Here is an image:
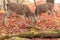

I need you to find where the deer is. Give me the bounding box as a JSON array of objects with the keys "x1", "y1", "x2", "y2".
[
  {"x1": 4, "y1": 2, "x2": 34, "y2": 27},
  {"x1": 35, "y1": 3, "x2": 57, "y2": 28}
]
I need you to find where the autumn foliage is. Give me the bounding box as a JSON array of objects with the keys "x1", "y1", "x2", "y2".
[{"x1": 0, "y1": 3, "x2": 60, "y2": 36}]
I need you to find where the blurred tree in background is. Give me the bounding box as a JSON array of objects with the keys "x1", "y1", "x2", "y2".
[
  {"x1": 0, "y1": 0, "x2": 55, "y2": 10},
  {"x1": 3, "y1": 0, "x2": 6, "y2": 10},
  {"x1": 19, "y1": 0, "x2": 32, "y2": 5},
  {"x1": 47, "y1": 0, "x2": 54, "y2": 7},
  {"x1": 47, "y1": 0, "x2": 54, "y2": 4}
]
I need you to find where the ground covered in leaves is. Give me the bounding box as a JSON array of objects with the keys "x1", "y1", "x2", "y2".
[
  {"x1": 0, "y1": 10, "x2": 60, "y2": 40},
  {"x1": 0, "y1": 3, "x2": 60, "y2": 40}
]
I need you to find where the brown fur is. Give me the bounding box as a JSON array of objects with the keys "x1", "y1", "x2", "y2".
[
  {"x1": 6, "y1": 2, "x2": 34, "y2": 17},
  {"x1": 35, "y1": 3, "x2": 54, "y2": 16}
]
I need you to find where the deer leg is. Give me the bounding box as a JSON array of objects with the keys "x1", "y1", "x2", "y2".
[
  {"x1": 23, "y1": 13, "x2": 27, "y2": 27},
  {"x1": 4, "y1": 10, "x2": 12, "y2": 26}
]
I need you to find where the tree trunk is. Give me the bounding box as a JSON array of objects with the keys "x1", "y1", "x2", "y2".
[
  {"x1": 3, "y1": 0, "x2": 6, "y2": 10},
  {"x1": 47, "y1": 0, "x2": 54, "y2": 4},
  {"x1": 46, "y1": 0, "x2": 54, "y2": 8},
  {"x1": 7, "y1": 0, "x2": 10, "y2": 3},
  {"x1": 16, "y1": 0, "x2": 19, "y2": 3}
]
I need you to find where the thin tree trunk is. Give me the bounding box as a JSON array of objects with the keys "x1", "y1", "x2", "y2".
[
  {"x1": 3, "y1": 0, "x2": 6, "y2": 25},
  {"x1": 47, "y1": 0, "x2": 54, "y2": 3},
  {"x1": 3, "y1": 0, "x2": 6, "y2": 10},
  {"x1": 34, "y1": 0, "x2": 36, "y2": 6},
  {"x1": 7, "y1": 0, "x2": 10, "y2": 3},
  {"x1": 46, "y1": 0, "x2": 54, "y2": 7},
  {"x1": 16, "y1": 0, "x2": 19, "y2": 3},
  {"x1": 33, "y1": 0, "x2": 36, "y2": 26}
]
